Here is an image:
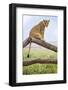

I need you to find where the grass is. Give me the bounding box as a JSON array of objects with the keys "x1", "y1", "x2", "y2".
[
  {"x1": 23, "y1": 48, "x2": 57, "y2": 60},
  {"x1": 23, "y1": 47, "x2": 57, "y2": 75},
  {"x1": 23, "y1": 64, "x2": 57, "y2": 75}
]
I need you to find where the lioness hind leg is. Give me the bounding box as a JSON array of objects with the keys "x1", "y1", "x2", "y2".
[{"x1": 33, "y1": 33, "x2": 42, "y2": 40}]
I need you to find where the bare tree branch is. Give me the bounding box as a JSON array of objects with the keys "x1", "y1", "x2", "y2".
[
  {"x1": 23, "y1": 58, "x2": 57, "y2": 66},
  {"x1": 23, "y1": 37, "x2": 31, "y2": 48},
  {"x1": 23, "y1": 37, "x2": 57, "y2": 52}
]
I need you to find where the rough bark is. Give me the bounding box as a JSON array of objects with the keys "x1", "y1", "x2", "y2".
[
  {"x1": 23, "y1": 58, "x2": 57, "y2": 66},
  {"x1": 23, "y1": 37, "x2": 57, "y2": 52}
]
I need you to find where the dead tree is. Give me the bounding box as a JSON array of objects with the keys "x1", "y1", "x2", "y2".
[
  {"x1": 23, "y1": 37, "x2": 57, "y2": 66},
  {"x1": 23, "y1": 37, "x2": 57, "y2": 52},
  {"x1": 23, "y1": 58, "x2": 57, "y2": 66}
]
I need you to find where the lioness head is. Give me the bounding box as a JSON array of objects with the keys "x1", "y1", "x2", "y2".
[{"x1": 43, "y1": 20, "x2": 50, "y2": 27}]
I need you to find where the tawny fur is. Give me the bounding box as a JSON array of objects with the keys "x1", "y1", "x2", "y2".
[{"x1": 27, "y1": 20, "x2": 50, "y2": 58}]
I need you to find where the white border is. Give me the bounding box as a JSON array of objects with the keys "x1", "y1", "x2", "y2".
[{"x1": 16, "y1": 8, "x2": 64, "y2": 83}]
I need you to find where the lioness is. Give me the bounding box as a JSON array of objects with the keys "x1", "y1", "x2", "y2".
[{"x1": 27, "y1": 20, "x2": 50, "y2": 57}]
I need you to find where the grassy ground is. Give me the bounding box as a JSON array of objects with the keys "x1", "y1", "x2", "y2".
[{"x1": 23, "y1": 47, "x2": 57, "y2": 75}]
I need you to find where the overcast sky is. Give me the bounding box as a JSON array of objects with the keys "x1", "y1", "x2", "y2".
[{"x1": 22, "y1": 15, "x2": 58, "y2": 43}]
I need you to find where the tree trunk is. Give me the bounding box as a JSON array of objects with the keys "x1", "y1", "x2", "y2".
[
  {"x1": 23, "y1": 58, "x2": 57, "y2": 66},
  {"x1": 23, "y1": 37, "x2": 57, "y2": 52}
]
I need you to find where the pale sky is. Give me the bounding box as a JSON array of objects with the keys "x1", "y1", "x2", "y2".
[{"x1": 22, "y1": 15, "x2": 58, "y2": 43}]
